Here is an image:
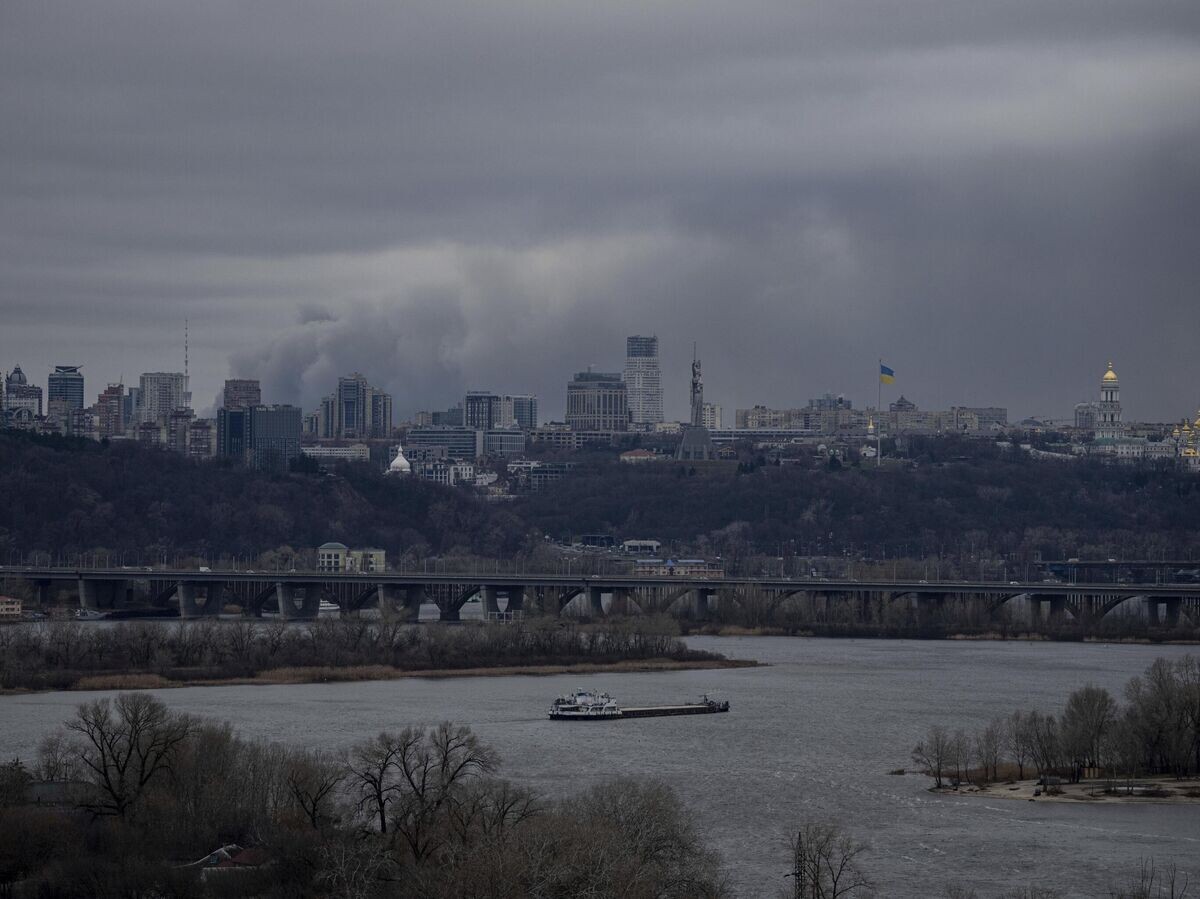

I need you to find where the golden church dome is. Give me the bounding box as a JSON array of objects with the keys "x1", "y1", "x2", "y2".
[{"x1": 1102, "y1": 363, "x2": 1118, "y2": 382}]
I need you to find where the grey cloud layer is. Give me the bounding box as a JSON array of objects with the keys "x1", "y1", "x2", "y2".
[{"x1": 2, "y1": 1, "x2": 1198, "y2": 420}]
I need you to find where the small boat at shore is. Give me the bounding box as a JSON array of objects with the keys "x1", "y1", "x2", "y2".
[{"x1": 549, "y1": 690, "x2": 729, "y2": 721}]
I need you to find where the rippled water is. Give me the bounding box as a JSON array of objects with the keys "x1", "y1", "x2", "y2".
[{"x1": 2, "y1": 637, "x2": 1197, "y2": 897}]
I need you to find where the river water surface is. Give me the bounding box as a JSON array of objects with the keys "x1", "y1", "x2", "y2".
[{"x1": 2, "y1": 636, "x2": 1197, "y2": 897}]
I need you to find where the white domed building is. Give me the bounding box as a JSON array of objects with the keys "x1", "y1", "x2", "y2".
[{"x1": 386, "y1": 442, "x2": 411, "y2": 476}]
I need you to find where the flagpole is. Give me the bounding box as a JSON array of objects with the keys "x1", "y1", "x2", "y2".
[{"x1": 877, "y1": 358, "x2": 882, "y2": 467}]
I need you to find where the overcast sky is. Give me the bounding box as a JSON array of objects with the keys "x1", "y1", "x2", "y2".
[{"x1": 3, "y1": 1, "x2": 1199, "y2": 422}]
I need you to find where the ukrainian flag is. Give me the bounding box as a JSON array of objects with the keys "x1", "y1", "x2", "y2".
[{"x1": 879, "y1": 363, "x2": 895, "y2": 385}]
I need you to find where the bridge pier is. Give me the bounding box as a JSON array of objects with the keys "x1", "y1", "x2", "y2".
[
  {"x1": 1163, "y1": 597, "x2": 1181, "y2": 627},
  {"x1": 275, "y1": 583, "x2": 319, "y2": 620},
  {"x1": 505, "y1": 585, "x2": 524, "y2": 613},
  {"x1": 377, "y1": 584, "x2": 422, "y2": 622},
  {"x1": 178, "y1": 581, "x2": 221, "y2": 618},
  {"x1": 78, "y1": 578, "x2": 129, "y2": 611},
  {"x1": 607, "y1": 587, "x2": 630, "y2": 615},
  {"x1": 483, "y1": 585, "x2": 501, "y2": 616},
  {"x1": 691, "y1": 588, "x2": 712, "y2": 620},
  {"x1": 1048, "y1": 596, "x2": 1067, "y2": 623},
  {"x1": 586, "y1": 586, "x2": 604, "y2": 617}
]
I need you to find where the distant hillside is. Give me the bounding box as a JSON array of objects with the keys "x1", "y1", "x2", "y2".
[
  {"x1": 3, "y1": 430, "x2": 1200, "y2": 565},
  {"x1": 0, "y1": 431, "x2": 529, "y2": 562},
  {"x1": 512, "y1": 439, "x2": 1200, "y2": 562}
]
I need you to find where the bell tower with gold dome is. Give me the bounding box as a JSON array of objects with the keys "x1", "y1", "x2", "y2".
[{"x1": 1095, "y1": 362, "x2": 1124, "y2": 439}]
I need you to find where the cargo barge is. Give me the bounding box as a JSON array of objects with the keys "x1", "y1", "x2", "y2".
[{"x1": 549, "y1": 690, "x2": 729, "y2": 720}]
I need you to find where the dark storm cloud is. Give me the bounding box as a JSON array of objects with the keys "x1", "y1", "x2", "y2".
[{"x1": 2, "y1": 1, "x2": 1199, "y2": 419}]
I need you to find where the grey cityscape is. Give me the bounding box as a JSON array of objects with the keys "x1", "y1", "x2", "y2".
[{"x1": 2, "y1": 3, "x2": 1199, "y2": 898}]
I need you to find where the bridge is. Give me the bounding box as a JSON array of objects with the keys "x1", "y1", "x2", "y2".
[{"x1": 4, "y1": 566, "x2": 1200, "y2": 626}]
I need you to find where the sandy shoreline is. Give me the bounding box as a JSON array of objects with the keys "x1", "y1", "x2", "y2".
[
  {"x1": 1, "y1": 657, "x2": 759, "y2": 695},
  {"x1": 928, "y1": 776, "x2": 1200, "y2": 805}
]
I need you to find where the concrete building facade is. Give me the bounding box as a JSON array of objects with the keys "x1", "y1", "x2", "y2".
[
  {"x1": 566, "y1": 371, "x2": 628, "y2": 431},
  {"x1": 138, "y1": 372, "x2": 190, "y2": 425},
  {"x1": 222, "y1": 379, "x2": 262, "y2": 410},
  {"x1": 48, "y1": 365, "x2": 85, "y2": 411},
  {"x1": 623, "y1": 336, "x2": 663, "y2": 425}
]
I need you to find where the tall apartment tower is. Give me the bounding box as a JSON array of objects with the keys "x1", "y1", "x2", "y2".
[
  {"x1": 95, "y1": 384, "x2": 126, "y2": 437},
  {"x1": 48, "y1": 365, "x2": 85, "y2": 411},
  {"x1": 317, "y1": 373, "x2": 393, "y2": 438},
  {"x1": 138, "y1": 372, "x2": 190, "y2": 424},
  {"x1": 623, "y1": 336, "x2": 663, "y2": 425},
  {"x1": 222, "y1": 378, "x2": 262, "y2": 409},
  {"x1": 463, "y1": 391, "x2": 501, "y2": 429}
]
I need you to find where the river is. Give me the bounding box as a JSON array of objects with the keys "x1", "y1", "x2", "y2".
[{"x1": 1, "y1": 636, "x2": 1197, "y2": 897}]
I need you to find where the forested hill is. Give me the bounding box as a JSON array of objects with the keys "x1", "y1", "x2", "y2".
[
  {"x1": 0, "y1": 431, "x2": 530, "y2": 561},
  {"x1": 519, "y1": 447, "x2": 1200, "y2": 562},
  {"x1": 3, "y1": 430, "x2": 1200, "y2": 563}
]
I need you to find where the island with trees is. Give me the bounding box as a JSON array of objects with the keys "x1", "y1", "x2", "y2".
[{"x1": 910, "y1": 655, "x2": 1200, "y2": 804}]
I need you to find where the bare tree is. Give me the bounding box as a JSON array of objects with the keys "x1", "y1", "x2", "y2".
[
  {"x1": 285, "y1": 748, "x2": 346, "y2": 830},
  {"x1": 34, "y1": 732, "x2": 83, "y2": 782},
  {"x1": 447, "y1": 778, "x2": 540, "y2": 845},
  {"x1": 1005, "y1": 711, "x2": 1033, "y2": 779},
  {"x1": 389, "y1": 722, "x2": 499, "y2": 863},
  {"x1": 1026, "y1": 711, "x2": 1061, "y2": 778},
  {"x1": 951, "y1": 728, "x2": 971, "y2": 785},
  {"x1": 975, "y1": 718, "x2": 1004, "y2": 783},
  {"x1": 66, "y1": 693, "x2": 192, "y2": 818},
  {"x1": 1109, "y1": 857, "x2": 1190, "y2": 899},
  {"x1": 348, "y1": 731, "x2": 405, "y2": 834},
  {"x1": 912, "y1": 724, "x2": 952, "y2": 788},
  {"x1": 1061, "y1": 684, "x2": 1118, "y2": 782},
  {"x1": 786, "y1": 822, "x2": 873, "y2": 899}
]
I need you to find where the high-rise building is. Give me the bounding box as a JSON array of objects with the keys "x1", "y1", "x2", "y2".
[
  {"x1": 222, "y1": 378, "x2": 261, "y2": 410},
  {"x1": 507, "y1": 394, "x2": 538, "y2": 430},
  {"x1": 219, "y1": 405, "x2": 301, "y2": 470},
  {"x1": 187, "y1": 419, "x2": 216, "y2": 459},
  {"x1": 217, "y1": 407, "x2": 250, "y2": 459},
  {"x1": 95, "y1": 384, "x2": 126, "y2": 438},
  {"x1": 48, "y1": 365, "x2": 85, "y2": 411},
  {"x1": 463, "y1": 391, "x2": 501, "y2": 430},
  {"x1": 124, "y1": 387, "x2": 141, "y2": 425},
  {"x1": 247, "y1": 405, "x2": 301, "y2": 471},
  {"x1": 623, "y1": 336, "x2": 663, "y2": 425},
  {"x1": 566, "y1": 371, "x2": 628, "y2": 431},
  {"x1": 166, "y1": 408, "x2": 195, "y2": 454},
  {"x1": 138, "y1": 372, "x2": 190, "y2": 425},
  {"x1": 318, "y1": 373, "x2": 392, "y2": 438},
  {"x1": 701, "y1": 402, "x2": 722, "y2": 430}
]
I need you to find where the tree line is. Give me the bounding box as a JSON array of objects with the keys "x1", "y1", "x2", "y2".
[
  {"x1": 0, "y1": 618, "x2": 711, "y2": 691},
  {"x1": 911, "y1": 656, "x2": 1200, "y2": 790},
  {"x1": 0, "y1": 693, "x2": 729, "y2": 898},
  {"x1": 5, "y1": 428, "x2": 1200, "y2": 567}
]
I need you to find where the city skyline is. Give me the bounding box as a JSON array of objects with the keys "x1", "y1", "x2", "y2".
[
  {"x1": 0, "y1": 349, "x2": 1190, "y2": 428},
  {"x1": 2, "y1": 3, "x2": 1198, "y2": 423}
]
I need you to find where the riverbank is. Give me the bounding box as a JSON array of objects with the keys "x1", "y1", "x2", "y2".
[
  {"x1": 929, "y1": 775, "x2": 1200, "y2": 805},
  {"x1": 0, "y1": 657, "x2": 759, "y2": 695},
  {"x1": 689, "y1": 624, "x2": 1200, "y2": 644}
]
